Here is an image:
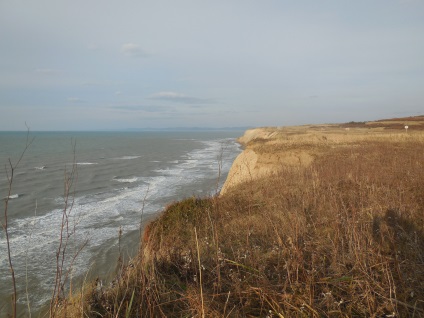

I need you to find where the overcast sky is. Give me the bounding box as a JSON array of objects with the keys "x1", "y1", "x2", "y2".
[{"x1": 1, "y1": 0, "x2": 423, "y2": 130}]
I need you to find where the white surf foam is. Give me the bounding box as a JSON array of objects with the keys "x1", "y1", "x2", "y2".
[
  {"x1": 0, "y1": 136, "x2": 241, "y2": 309},
  {"x1": 114, "y1": 156, "x2": 141, "y2": 160},
  {"x1": 113, "y1": 177, "x2": 139, "y2": 183},
  {"x1": 4, "y1": 194, "x2": 19, "y2": 200}
]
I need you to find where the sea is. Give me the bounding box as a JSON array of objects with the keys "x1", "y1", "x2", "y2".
[{"x1": 0, "y1": 130, "x2": 242, "y2": 316}]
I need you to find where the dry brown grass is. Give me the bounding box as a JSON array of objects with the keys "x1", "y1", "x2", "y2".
[
  {"x1": 340, "y1": 115, "x2": 424, "y2": 130},
  {"x1": 58, "y1": 126, "x2": 424, "y2": 317}
]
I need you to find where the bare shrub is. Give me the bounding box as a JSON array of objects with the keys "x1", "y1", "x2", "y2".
[{"x1": 1, "y1": 129, "x2": 34, "y2": 318}]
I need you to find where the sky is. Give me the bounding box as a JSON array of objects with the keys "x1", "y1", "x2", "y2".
[{"x1": 1, "y1": 0, "x2": 423, "y2": 131}]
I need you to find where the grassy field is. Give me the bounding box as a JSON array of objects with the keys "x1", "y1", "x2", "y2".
[{"x1": 54, "y1": 117, "x2": 424, "y2": 317}]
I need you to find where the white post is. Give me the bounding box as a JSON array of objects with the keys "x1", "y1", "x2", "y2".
[{"x1": 405, "y1": 125, "x2": 409, "y2": 133}]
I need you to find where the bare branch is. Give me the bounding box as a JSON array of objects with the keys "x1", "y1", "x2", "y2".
[
  {"x1": 1, "y1": 126, "x2": 34, "y2": 318},
  {"x1": 50, "y1": 140, "x2": 86, "y2": 318}
]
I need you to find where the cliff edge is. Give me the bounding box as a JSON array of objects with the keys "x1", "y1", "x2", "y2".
[
  {"x1": 220, "y1": 127, "x2": 315, "y2": 195},
  {"x1": 55, "y1": 117, "x2": 424, "y2": 317},
  {"x1": 220, "y1": 118, "x2": 424, "y2": 195}
]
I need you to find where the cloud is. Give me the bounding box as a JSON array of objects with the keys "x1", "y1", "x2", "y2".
[
  {"x1": 80, "y1": 80, "x2": 120, "y2": 86},
  {"x1": 87, "y1": 44, "x2": 101, "y2": 51},
  {"x1": 67, "y1": 97, "x2": 83, "y2": 103},
  {"x1": 34, "y1": 68, "x2": 61, "y2": 75},
  {"x1": 121, "y1": 43, "x2": 149, "y2": 58},
  {"x1": 149, "y1": 91, "x2": 213, "y2": 104},
  {"x1": 112, "y1": 105, "x2": 173, "y2": 113}
]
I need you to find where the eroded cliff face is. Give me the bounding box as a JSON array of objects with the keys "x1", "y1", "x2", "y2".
[
  {"x1": 219, "y1": 149, "x2": 258, "y2": 195},
  {"x1": 220, "y1": 128, "x2": 314, "y2": 195},
  {"x1": 221, "y1": 122, "x2": 420, "y2": 195}
]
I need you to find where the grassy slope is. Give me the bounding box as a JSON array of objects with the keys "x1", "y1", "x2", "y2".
[{"x1": 60, "y1": 118, "x2": 424, "y2": 317}]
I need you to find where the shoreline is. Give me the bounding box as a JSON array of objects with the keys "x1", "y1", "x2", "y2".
[
  {"x1": 14, "y1": 116, "x2": 424, "y2": 316},
  {"x1": 1, "y1": 131, "x2": 242, "y2": 317}
]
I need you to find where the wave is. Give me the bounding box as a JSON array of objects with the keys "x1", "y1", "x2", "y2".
[
  {"x1": 76, "y1": 162, "x2": 98, "y2": 165},
  {"x1": 114, "y1": 156, "x2": 141, "y2": 160},
  {"x1": 0, "y1": 135, "x2": 241, "y2": 310},
  {"x1": 113, "y1": 176, "x2": 139, "y2": 183},
  {"x1": 0, "y1": 181, "x2": 155, "y2": 306},
  {"x1": 3, "y1": 194, "x2": 20, "y2": 200},
  {"x1": 35, "y1": 166, "x2": 46, "y2": 170}
]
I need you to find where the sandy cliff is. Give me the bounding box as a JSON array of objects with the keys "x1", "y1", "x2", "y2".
[
  {"x1": 220, "y1": 127, "x2": 314, "y2": 195},
  {"x1": 220, "y1": 120, "x2": 418, "y2": 195}
]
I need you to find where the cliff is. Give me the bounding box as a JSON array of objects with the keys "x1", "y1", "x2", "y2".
[
  {"x1": 220, "y1": 120, "x2": 423, "y2": 195},
  {"x1": 56, "y1": 118, "x2": 424, "y2": 317},
  {"x1": 220, "y1": 127, "x2": 315, "y2": 194}
]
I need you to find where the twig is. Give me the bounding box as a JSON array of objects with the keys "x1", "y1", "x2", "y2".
[
  {"x1": 1, "y1": 126, "x2": 34, "y2": 318},
  {"x1": 194, "y1": 226, "x2": 205, "y2": 318},
  {"x1": 214, "y1": 142, "x2": 225, "y2": 195},
  {"x1": 139, "y1": 185, "x2": 150, "y2": 244},
  {"x1": 25, "y1": 199, "x2": 38, "y2": 318},
  {"x1": 50, "y1": 140, "x2": 87, "y2": 317}
]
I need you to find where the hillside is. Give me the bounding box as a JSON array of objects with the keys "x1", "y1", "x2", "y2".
[{"x1": 56, "y1": 117, "x2": 424, "y2": 317}]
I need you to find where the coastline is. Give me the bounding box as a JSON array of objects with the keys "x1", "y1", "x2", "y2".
[
  {"x1": 0, "y1": 131, "x2": 242, "y2": 317},
  {"x1": 221, "y1": 119, "x2": 424, "y2": 195},
  {"x1": 44, "y1": 117, "x2": 424, "y2": 316}
]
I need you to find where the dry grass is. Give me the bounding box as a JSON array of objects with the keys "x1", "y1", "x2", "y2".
[
  {"x1": 339, "y1": 115, "x2": 424, "y2": 130},
  {"x1": 58, "y1": 126, "x2": 424, "y2": 317}
]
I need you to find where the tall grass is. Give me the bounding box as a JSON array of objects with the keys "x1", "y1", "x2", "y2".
[{"x1": 58, "y1": 134, "x2": 424, "y2": 317}]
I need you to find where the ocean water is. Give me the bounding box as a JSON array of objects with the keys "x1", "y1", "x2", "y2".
[{"x1": 0, "y1": 131, "x2": 242, "y2": 315}]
